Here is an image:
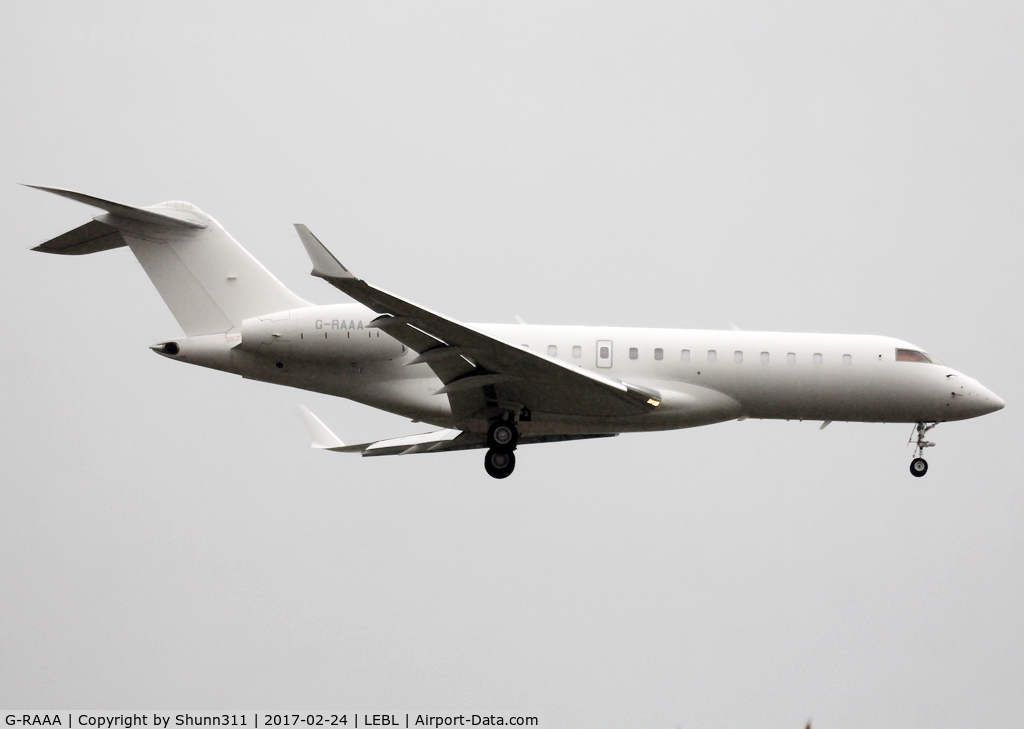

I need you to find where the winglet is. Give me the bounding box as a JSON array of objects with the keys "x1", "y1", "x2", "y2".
[
  {"x1": 296, "y1": 404, "x2": 346, "y2": 450},
  {"x1": 294, "y1": 224, "x2": 355, "y2": 280}
]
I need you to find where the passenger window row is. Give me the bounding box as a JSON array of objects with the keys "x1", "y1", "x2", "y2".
[
  {"x1": 542, "y1": 345, "x2": 854, "y2": 366},
  {"x1": 687, "y1": 349, "x2": 853, "y2": 365},
  {"x1": 546, "y1": 345, "x2": 585, "y2": 358}
]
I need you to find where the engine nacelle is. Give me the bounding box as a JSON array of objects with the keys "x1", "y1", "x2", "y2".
[
  {"x1": 240, "y1": 304, "x2": 404, "y2": 366},
  {"x1": 238, "y1": 308, "x2": 295, "y2": 352}
]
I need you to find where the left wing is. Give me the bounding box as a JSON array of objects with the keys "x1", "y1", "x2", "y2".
[
  {"x1": 296, "y1": 406, "x2": 616, "y2": 456},
  {"x1": 294, "y1": 225, "x2": 661, "y2": 427}
]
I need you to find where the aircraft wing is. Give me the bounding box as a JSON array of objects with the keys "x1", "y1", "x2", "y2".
[
  {"x1": 294, "y1": 225, "x2": 661, "y2": 425},
  {"x1": 297, "y1": 405, "x2": 616, "y2": 456}
]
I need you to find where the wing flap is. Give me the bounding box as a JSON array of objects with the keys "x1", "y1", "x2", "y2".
[
  {"x1": 361, "y1": 428, "x2": 467, "y2": 456},
  {"x1": 360, "y1": 430, "x2": 618, "y2": 455}
]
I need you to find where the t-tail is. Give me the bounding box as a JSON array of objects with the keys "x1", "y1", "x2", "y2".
[{"x1": 27, "y1": 185, "x2": 310, "y2": 334}]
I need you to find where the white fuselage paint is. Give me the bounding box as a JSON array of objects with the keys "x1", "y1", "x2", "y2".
[{"x1": 162, "y1": 302, "x2": 1004, "y2": 436}]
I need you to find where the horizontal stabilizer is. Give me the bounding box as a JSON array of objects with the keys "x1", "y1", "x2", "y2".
[
  {"x1": 25, "y1": 185, "x2": 207, "y2": 229},
  {"x1": 33, "y1": 219, "x2": 127, "y2": 255}
]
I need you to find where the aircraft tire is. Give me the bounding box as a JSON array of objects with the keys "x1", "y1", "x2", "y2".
[
  {"x1": 910, "y1": 457, "x2": 928, "y2": 477},
  {"x1": 487, "y1": 421, "x2": 518, "y2": 452},
  {"x1": 484, "y1": 448, "x2": 516, "y2": 479}
]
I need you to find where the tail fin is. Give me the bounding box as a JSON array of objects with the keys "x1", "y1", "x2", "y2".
[{"x1": 29, "y1": 185, "x2": 311, "y2": 336}]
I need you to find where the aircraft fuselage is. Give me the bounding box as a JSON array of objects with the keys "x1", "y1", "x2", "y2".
[{"x1": 158, "y1": 302, "x2": 1003, "y2": 436}]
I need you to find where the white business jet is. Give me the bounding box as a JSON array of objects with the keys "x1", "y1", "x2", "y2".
[{"x1": 29, "y1": 186, "x2": 1004, "y2": 479}]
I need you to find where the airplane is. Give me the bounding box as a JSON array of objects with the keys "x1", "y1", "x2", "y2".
[{"x1": 27, "y1": 185, "x2": 1005, "y2": 479}]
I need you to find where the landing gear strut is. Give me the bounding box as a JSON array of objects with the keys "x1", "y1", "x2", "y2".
[{"x1": 909, "y1": 422, "x2": 937, "y2": 478}]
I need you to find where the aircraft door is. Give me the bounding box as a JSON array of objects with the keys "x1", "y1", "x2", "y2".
[{"x1": 596, "y1": 340, "x2": 613, "y2": 368}]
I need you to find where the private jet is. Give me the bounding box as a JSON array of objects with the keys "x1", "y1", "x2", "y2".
[{"x1": 29, "y1": 186, "x2": 1004, "y2": 478}]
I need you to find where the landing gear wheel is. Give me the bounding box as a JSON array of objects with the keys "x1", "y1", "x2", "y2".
[
  {"x1": 487, "y1": 421, "x2": 518, "y2": 452},
  {"x1": 910, "y1": 457, "x2": 928, "y2": 477},
  {"x1": 484, "y1": 448, "x2": 516, "y2": 479}
]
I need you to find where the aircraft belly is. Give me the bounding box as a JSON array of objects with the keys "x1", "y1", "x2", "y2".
[
  {"x1": 241, "y1": 359, "x2": 454, "y2": 426},
  {"x1": 515, "y1": 381, "x2": 742, "y2": 436},
  {"x1": 707, "y1": 366, "x2": 961, "y2": 423}
]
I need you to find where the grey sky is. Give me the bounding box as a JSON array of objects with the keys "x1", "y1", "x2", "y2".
[{"x1": 1, "y1": 2, "x2": 1021, "y2": 726}]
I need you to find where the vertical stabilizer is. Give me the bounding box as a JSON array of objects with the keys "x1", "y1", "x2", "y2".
[{"x1": 29, "y1": 186, "x2": 311, "y2": 335}]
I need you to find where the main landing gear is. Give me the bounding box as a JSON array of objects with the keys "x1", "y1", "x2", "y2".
[
  {"x1": 484, "y1": 448, "x2": 516, "y2": 479},
  {"x1": 484, "y1": 419, "x2": 519, "y2": 479},
  {"x1": 909, "y1": 422, "x2": 937, "y2": 478}
]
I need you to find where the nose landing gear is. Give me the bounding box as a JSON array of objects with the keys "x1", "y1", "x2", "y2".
[{"x1": 908, "y1": 422, "x2": 937, "y2": 477}]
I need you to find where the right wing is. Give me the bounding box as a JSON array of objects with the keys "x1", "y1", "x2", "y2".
[{"x1": 294, "y1": 225, "x2": 661, "y2": 426}]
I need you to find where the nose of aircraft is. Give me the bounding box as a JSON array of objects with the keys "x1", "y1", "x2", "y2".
[
  {"x1": 977, "y1": 385, "x2": 1005, "y2": 415},
  {"x1": 945, "y1": 374, "x2": 1005, "y2": 419}
]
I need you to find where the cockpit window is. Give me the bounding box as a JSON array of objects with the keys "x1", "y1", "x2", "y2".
[{"x1": 896, "y1": 348, "x2": 943, "y2": 365}]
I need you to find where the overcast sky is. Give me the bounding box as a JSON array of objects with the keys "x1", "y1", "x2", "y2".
[{"x1": 1, "y1": 2, "x2": 1022, "y2": 727}]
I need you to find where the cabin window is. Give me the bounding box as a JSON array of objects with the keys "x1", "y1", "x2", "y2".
[
  {"x1": 708, "y1": 350, "x2": 717, "y2": 362},
  {"x1": 787, "y1": 352, "x2": 796, "y2": 365},
  {"x1": 548, "y1": 345, "x2": 557, "y2": 357},
  {"x1": 572, "y1": 345, "x2": 582, "y2": 358},
  {"x1": 599, "y1": 346, "x2": 609, "y2": 359},
  {"x1": 895, "y1": 348, "x2": 942, "y2": 364},
  {"x1": 654, "y1": 348, "x2": 664, "y2": 360},
  {"x1": 681, "y1": 349, "x2": 690, "y2": 361},
  {"x1": 760, "y1": 351, "x2": 769, "y2": 364},
  {"x1": 813, "y1": 353, "x2": 823, "y2": 365},
  {"x1": 843, "y1": 354, "x2": 852, "y2": 366},
  {"x1": 734, "y1": 351, "x2": 743, "y2": 363},
  {"x1": 629, "y1": 347, "x2": 639, "y2": 360}
]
